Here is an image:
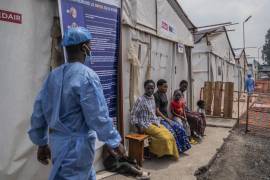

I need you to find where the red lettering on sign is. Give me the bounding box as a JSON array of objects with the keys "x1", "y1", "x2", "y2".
[{"x1": 0, "y1": 9, "x2": 22, "y2": 24}]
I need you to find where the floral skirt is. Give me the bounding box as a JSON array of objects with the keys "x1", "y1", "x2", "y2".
[{"x1": 160, "y1": 120, "x2": 191, "y2": 153}]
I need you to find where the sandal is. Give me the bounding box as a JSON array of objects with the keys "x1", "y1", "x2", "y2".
[
  {"x1": 189, "y1": 138, "x2": 198, "y2": 145},
  {"x1": 136, "y1": 171, "x2": 151, "y2": 180}
]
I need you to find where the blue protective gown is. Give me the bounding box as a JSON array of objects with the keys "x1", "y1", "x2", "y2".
[
  {"x1": 28, "y1": 62, "x2": 121, "y2": 180},
  {"x1": 245, "y1": 77, "x2": 255, "y2": 95}
]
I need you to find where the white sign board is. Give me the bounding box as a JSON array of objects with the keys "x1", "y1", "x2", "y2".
[{"x1": 177, "y1": 43, "x2": 184, "y2": 53}]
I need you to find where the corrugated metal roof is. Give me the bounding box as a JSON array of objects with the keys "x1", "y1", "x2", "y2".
[
  {"x1": 193, "y1": 26, "x2": 236, "y2": 58},
  {"x1": 193, "y1": 26, "x2": 223, "y2": 43}
]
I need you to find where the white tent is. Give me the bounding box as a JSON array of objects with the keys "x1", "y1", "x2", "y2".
[
  {"x1": 0, "y1": 0, "x2": 195, "y2": 179},
  {"x1": 192, "y1": 26, "x2": 237, "y2": 106},
  {"x1": 0, "y1": 0, "x2": 57, "y2": 179},
  {"x1": 121, "y1": 0, "x2": 195, "y2": 136},
  {"x1": 234, "y1": 49, "x2": 248, "y2": 92},
  {"x1": 0, "y1": 0, "x2": 122, "y2": 179}
]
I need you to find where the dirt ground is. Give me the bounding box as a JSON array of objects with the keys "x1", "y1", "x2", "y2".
[{"x1": 196, "y1": 127, "x2": 270, "y2": 180}]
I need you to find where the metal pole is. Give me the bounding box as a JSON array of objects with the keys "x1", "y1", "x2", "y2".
[
  {"x1": 257, "y1": 47, "x2": 262, "y2": 81},
  {"x1": 237, "y1": 66, "x2": 240, "y2": 126},
  {"x1": 245, "y1": 94, "x2": 250, "y2": 133},
  {"x1": 118, "y1": 0, "x2": 124, "y2": 141},
  {"x1": 243, "y1": 22, "x2": 246, "y2": 79},
  {"x1": 243, "y1": 15, "x2": 252, "y2": 80},
  {"x1": 258, "y1": 47, "x2": 260, "y2": 63},
  {"x1": 243, "y1": 22, "x2": 245, "y2": 51},
  {"x1": 243, "y1": 16, "x2": 252, "y2": 52}
]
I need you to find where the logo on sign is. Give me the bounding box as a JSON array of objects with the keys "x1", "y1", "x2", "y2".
[
  {"x1": 0, "y1": 9, "x2": 22, "y2": 24},
  {"x1": 161, "y1": 20, "x2": 175, "y2": 34},
  {"x1": 177, "y1": 43, "x2": 184, "y2": 53},
  {"x1": 161, "y1": 21, "x2": 168, "y2": 31}
]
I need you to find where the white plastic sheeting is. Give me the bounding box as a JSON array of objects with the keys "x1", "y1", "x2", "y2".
[
  {"x1": 0, "y1": 0, "x2": 56, "y2": 179},
  {"x1": 0, "y1": 0, "x2": 122, "y2": 178},
  {"x1": 234, "y1": 66, "x2": 241, "y2": 93},
  {"x1": 121, "y1": 26, "x2": 189, "y2": 137},
  {"x1": 192, "y1": 29, "x2": 239, "y2": 106},
  {"x1": 173, "y1": 45, "x2": 189, "y2": 93},
  {"x1": 0, "y1": 0, "x2": 191, "y2": 177},
  {"x1": 192, "y1": 53, "x2": 238, "y2": 111},
  {"x1": 156, "y1": 0, "x2": 193, "y2": 46},
  {"x1": 192, "y1": 52, "x2": 237, "y2": 105},
  {"x1": 150, "y1": 36, "x2": 174, "y2": 97},
  {"x1": 122, "y1": 0, "x2": 194, "y2": 46},
  {"x1": 121, "y1": 0, "x2": 193, "y2": 135},
  {"x1": 192, "y1": 53, "x2": 209, "y2": 105},
  {"x1": 137, "y1": 0, "x2": 156, "y2": 30},
  {"x1": 209, "y1": 32, "x2": 235, "y2": 64},
  {"x1": 237, "y1": 51, "x2": 247, "y2": 91},
  {"x1": 227, "y1": 63, "x2": 235, "y2": 82}
]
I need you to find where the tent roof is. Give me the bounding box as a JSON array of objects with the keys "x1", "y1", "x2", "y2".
[
  {"x1": 194, "y1": 26, "x2": 223, "y2": 43},
  {"x1": 194, "y1": 26, "x2": 236, "y2": 58},
  {"x1": 234, "y1": 49, "x2": 244, "y2": 59}
]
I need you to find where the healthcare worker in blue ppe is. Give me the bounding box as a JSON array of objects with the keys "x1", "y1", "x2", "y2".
[
  {"x1": 245, "y1": 73, "x2": 255, "y2": 95},
  {"x1": 28, "y1": 27, "x2": 124, "y2": 180}
]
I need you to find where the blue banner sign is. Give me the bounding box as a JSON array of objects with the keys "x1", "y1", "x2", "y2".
[{"x1": 59, "y1": 0, "x2": 120, "y2": 124}]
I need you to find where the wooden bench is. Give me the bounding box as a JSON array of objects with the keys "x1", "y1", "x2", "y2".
[{"x1": 125, "y1": 134, "x2": 149, "y2": 166}]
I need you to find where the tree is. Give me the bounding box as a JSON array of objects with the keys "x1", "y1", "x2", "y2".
[{"x1": 262, "y1": 29, "x2": 270, "y2": 65}]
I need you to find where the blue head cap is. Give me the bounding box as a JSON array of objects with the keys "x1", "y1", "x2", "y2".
[
  {"x1": 248, "y1": 74, "x2": 252, "y2": 78},
  {"x1": 62, "y1": 27, "x2": 92, "y2": 47}
]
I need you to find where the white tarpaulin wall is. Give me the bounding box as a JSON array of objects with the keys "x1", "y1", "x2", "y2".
[
  {"x1": 156, "y1": 0, "x2": 193, "y2": 46},
  {"x1": 173, "y1": 44, "x2": 189, "y2": 96},
  {"x1": 0, "y1": 0, "x2": 192, "y2": 177},
  {"x1": 0, "y1": 0, "x2": 122, "y2": 178},
  {"x1": 214, "y1": 56, "x2": 223, "y2": 82},
  {"x1": 192, "y1": 53, "x2": 224, "y2": 106},
  {"x1": 122, "y1": 0, "x2": 193, "y2": 135},
  {"x1": 238, "y1": 52, "x2": 247, "y2": 91},
  {"x1": 192, "y1": 29, "x2": 237, "y2": 107},
  {"x1": 192, "y1": 52, "x2": 238, "y2": 107},
  {"x1": 0, "y1": 0, "x2": 56, "y2": 179},
  {"x1": 122, "y1": 27, "x2": 190, "y2": 137},
  {"x1": 192, "y1": 53, "x2": 209, "y2": 106},
  {"x1": 227, "y1": 63, "x2": 235, "y2": 83},
  {"x1": 151, "y1": 37, "x2": 174, "y2": 94},
  {"x1": 210, "y1": 33, "x2": 234, "y2": 64},
  {"x1": 233, "y1": 66, "x2": 240, "y2": 93},
  {"x1": 122, "y1": 0, "x2": 194, "y2": 46}
]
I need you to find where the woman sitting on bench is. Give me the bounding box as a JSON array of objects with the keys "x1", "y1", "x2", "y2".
[
  {"x1": 154, "y1": 79, "x2": 191, "y2": 153},
  {"x1": 129, "y1": 80, "x2": 179, "y2": 159}
]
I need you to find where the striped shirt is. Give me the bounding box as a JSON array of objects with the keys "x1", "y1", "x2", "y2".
[{"x1": 129, "y1": 95, "x2": 161, "y2": 128}]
